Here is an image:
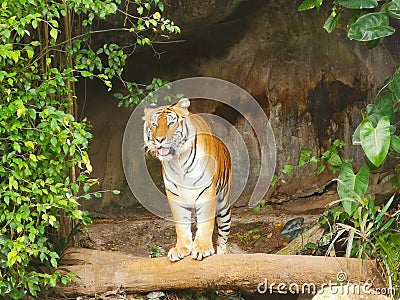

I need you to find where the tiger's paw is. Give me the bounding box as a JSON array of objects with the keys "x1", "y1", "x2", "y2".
[
  {"x1": 191, "y1": 243, "x2": 215, "y2": 261},
  {"x1": 167, "y1": 246, "x2": 191, "y2": 262},
  {"x1": 217, "y1": 243, "x2": 227, "y2": 254}
]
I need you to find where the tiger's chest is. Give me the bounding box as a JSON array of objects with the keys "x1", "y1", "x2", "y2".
[{"x1": 162, "y1": 148, "x2": 215, "y2": 203}]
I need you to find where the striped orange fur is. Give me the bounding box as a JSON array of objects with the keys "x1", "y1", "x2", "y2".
[{"x1": 143, "y1": 98, "x2": 231, "y2": 261}]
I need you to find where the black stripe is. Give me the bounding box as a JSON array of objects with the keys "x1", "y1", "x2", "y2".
[
  {"x1": 164, "y1": 175, "x2": 177, "y2": 189},
  {"x1": 193, "y1": 170, "x2": 206, "y2": 186},
  {"x1": 182, "y1": 133, "x2": 194, "y2": 168},
  {"x1": 219, "y1": 228, "x2": 230, "y2": 233},
  {"x1": 218, "y1": 210, "x2": 230, "y2": 219},
  {"x1": 195, "y1": 183, "x2": 211, "y2": 201},
  {"x1": 185, "y1": 134, "x2": 197, "y2": 173},
  {"x1": 219, "y1": 216, "x2": 231, "y2": 225},
  {"x1": 166, "y1": 188, "x2": 179, "y2": 197}
]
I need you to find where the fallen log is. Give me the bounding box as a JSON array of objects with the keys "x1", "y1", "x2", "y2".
[{"x1": 60, "y1": 247, "x2": 385, "y2": 296}]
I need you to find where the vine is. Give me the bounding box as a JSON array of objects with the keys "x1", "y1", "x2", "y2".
[{"x1": 0, "y1": 0, "x2": 179, "y2": 298}]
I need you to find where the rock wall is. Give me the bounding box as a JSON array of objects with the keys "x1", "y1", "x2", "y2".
[{"x1": 79, "y1": 0, "x2": 397, "y2": 217}]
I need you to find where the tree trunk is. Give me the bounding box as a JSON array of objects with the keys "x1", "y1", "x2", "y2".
[{"x1": 60, "y1": 248, "x2": 385, "y2": 296}]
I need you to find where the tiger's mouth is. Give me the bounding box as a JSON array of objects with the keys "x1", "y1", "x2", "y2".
[{"x1": 157, "y1": 147, "x2": 171, "y2": 157}]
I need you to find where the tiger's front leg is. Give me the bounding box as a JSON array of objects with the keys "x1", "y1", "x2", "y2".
[
  {"x1": 167, "y1": 194, "x2": 192, "y2": 262},
  {"x1": 191, "y1": 189, "x2": 217, "y2": 260}
]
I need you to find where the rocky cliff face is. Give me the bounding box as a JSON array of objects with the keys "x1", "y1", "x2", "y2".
[{"x1": 79, "y1": 0, "x2": 397, "y2": 217}]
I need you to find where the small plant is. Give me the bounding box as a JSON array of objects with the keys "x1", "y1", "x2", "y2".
[
  {"x1": 149, "y1": 246, "x2": 166, "y2": 258},
  {"x1": 272, "y1": 139, "x2": 346, "y2": 187},
  {"x1": 235, "y1": 228, "x2": 261, "y2": 244}
]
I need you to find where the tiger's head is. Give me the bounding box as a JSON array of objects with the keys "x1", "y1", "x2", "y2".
[{"x1": 143, "y1": 98, "x2": 192, "y2": 161}]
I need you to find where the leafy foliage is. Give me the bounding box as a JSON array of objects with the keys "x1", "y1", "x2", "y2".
[
  {"x1": 270, "y1": 139, "x2": 345, "y2": 189},
  {"x1": 0, "y1": 0, "x2": 178, "y2": 298},
  {"x1": 298, "y1": 0, "x2": 400, "y2": 47},
  {"x1": 298, "y1": 0, "x2": 400, "y2": 293}
]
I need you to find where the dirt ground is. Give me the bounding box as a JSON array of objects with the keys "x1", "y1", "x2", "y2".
[{"x1": 85, "y1": 191, "x2": 336, "y2": 257}]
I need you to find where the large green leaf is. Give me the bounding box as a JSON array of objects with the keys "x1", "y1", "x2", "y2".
[
  {"x1": 353, "y1": 94, "x2": 394, "y2": 145},
  {"x1": 338, "y1": 163, "x2": 370, "y2": 214},
  {"x1": 391, "y1": 135, "x2": 400, "y2": 154},
  {"x1": 336, "y1": 0, "x2": 377, "y2": 9},
  {"x1": 348, "y1": 12, "x2": 395, "y2": 41},
  {"x1": 392, "y1": 69, "x2": 400, "y2": 101},
  {"x1": 360, "y1": 116, "x2": 391, "y2": 167},
  {"x1": 384, "y1": 0, "x2": 400, "y2": 19}
]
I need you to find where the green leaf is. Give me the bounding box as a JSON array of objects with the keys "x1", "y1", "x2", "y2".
[
  {"x1": 375, "y1": 91, "x2": 395, "y2": 121},
  {"x1": 384, "y1": 0, "x2": 400, "y2": 19},
  {"x1": 336, "y1": 0, "x2": 377, "y2": 9},
  {"x1": 298, "y1": 0, "x2": 323, "y2": 11},
  {"x1": 338, "y1": 163, "x2": 370, "y2": 214},
  {"x1": 17, "y1": 107, "x2": 24, "y2": 118},
  {"x1": 281, "y1": 164, "x2": 294, "y2": 174},
  {"x1": 13, "y1": 142, "x2": 21, "y2": 153},
  {"x1": 360, "y1": 116, "x2": 391, "y2": 167},
  {"x1": 324, "y1": 10, "x2": 340, "y2": 33},
  {"x1": 348, "y1": 12, "x2": 395, "y2": 41},
  {"x1": 81, "y1": 71, "x2": 92, "y2": 77},
  {"x1": 29, "y1": 153, "x2": 38, "y2": 162},
  {"x1": 392, "y1": 69, "x2": 400, "y2": 101},
  {"x1": 391, "y1": 135, "x2": 400, "y2": 153},
  {"x1": 298, "y1": 148, "x2": 312, "y2": 167},
  {"x1": 50, "y1": 136, "x2": 57, "y2": 147},
  {"x1": 50, "y1": 28, "x2": 58, "y2": 40},
  {"x1": 25, "y1": 141, "x2": 35, "y2": 149},
  {"x1": 317, "y1": 165, "x2": 326, "y2": 174},
  {"x1": 72, "y1": 210, "x2": 83, "y2": 219},
  {"x1": 26, "y1": 49, "x2": 34, "y2": 59},
  {"x1": 32, "y1": 19, "x2": 39, "y2": 29},
  {"x1": 327, "y1": 153, "x2": 342, "y2": 167},
  {"x1": 376, "y1": 194, "x2": 395, "y2": 224},
  {"x1": 9, "y1": 176, "x2": 19, "y2": 190},
  {"x1": 153, "y1": 12, "x2": 161, "y2": 20},
  {"x1": 50, "y1": 257, "x2": 57, "y2": 268},
  {"x1": 352, "y1": 123, "x2": 361, "y2": 145},
  {"x1": 9, "y1": 288, "x2": 26, "y2": 299},
  {"x1": 71, "y1": 183, "x2": 79, "y2": 193}
]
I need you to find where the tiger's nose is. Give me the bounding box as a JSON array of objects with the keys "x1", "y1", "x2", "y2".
[{"x1": 155, "y1": 137, "x2": 166, "y2": 143}]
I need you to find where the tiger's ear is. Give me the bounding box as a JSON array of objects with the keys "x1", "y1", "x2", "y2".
[
  {"x1": 175, "y1": 98, "x2": 190, "y2": 115},
  {"x1": 143, "y1": 102, "x2": 158, "y2": 120}
]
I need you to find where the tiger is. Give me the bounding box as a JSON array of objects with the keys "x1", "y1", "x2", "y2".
[{"x1": 143, "y1": 98, "x2": 232, "y2": 262}]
